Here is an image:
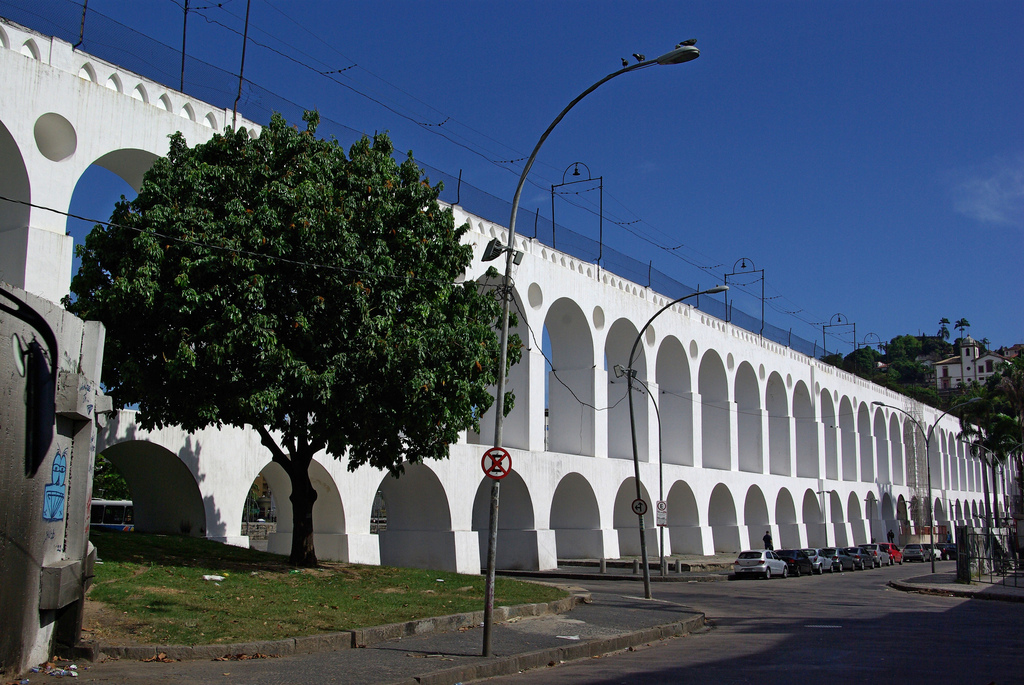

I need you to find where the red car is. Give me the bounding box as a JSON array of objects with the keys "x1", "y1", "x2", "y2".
[{"x1": 878, "y1": 542, "x2": 902, "y2": 564}]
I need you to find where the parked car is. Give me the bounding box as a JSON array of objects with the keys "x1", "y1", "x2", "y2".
[
  {"x1": 734, "y1": 550, "x2": 789, "y2": 579},
  {"x1": 776, "y1": 549, "x2": 814, "y2": 577},
  {"x1": 860, "y1": 543, "x2": 891, "y2": 566},
  {"x1": 843, "y1": 547, "x2": 870, "y2": 570},
  {"x1": 940, "y1": 543, "x2": 957, "y2": 560},
  {"x1": 820, "y1": 547, "x2": 856, "y2": 572},
  {"x1": 902, "y1": 543, "x2": 934, "y2": 562},
  {"x1": 878, "y1": 542, "x2": 902, "y2": 564},
  {"x1": 801, "y1": 548, "x2": 827, "y2": 574}
]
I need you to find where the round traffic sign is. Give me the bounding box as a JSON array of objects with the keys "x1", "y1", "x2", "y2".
[
  {"x1": 656, "y1": 500, "x2": 668, "y2": 513},
  {"x1": 481, "y1": 447, "x2": 512, "y2": 480},
  {"x1": 631, "y1": 498, "x2": 648, "y2": 516}
]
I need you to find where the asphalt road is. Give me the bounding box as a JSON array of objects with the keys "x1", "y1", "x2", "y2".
[{"x1": 479, "y1": 561, "x2": 1024, "y2": 685}]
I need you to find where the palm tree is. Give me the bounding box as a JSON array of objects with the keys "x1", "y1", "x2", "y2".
[
  {"x1": 953, "y1": 318, "x2": 972, "y2": 388},
  {"x1": 997, "y1": 356, "x2": 1024, "y2": 440},
  {"x1": 996, "y1": 356, "x2": 1024, "y2": 513},
  {"x1": 938, "y1": 317, "x2": 951, "y2": 341}
]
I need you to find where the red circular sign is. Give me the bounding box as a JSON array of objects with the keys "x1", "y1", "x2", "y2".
[{"x1": 482, "y1": 447, "x2": 512, "y2": 480}]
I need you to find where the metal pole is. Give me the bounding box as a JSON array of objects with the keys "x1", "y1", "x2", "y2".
[
  {"x1": 624, "y1": 286, "x2": 726, "y2": 600},
  {"x1": 823, "y1": 494, "x2": 829, "y2": 548},
  {"x1": 874, "y1": 398, "x2": 980, "y2": 574},
  {"x1": 926, "y1": 429, "x2": 936, "y2": 574},
  {"x1": 481, "y1": 478, "x2": 499, "y2": 652},
  {"x1": 74, "y1": 0, "x2": 88, "y2": 49},
  {"x1": 232, "y1": 0, "x2": 252, "y2": 130},
  {"x1": 482, "y1": 45, "x2": 700, "y2": 654},
  {"x1": 818, "y1": 489, "x2": 832, "y2": 548},
  {"x1": 626, "y1": 370, "x2": 652, "y2": 598},
  {"x1": 656, "y1": 389, "x2": 664, "y2": 577},
  {"x1": 598, "y1": 175, "x2": 604, "y2": 266},
  {"x1": 180, "y1": 0, "x2": 189, "y2": 92},
  {"x1": 634, "y1": 377, "x2": 664, "y2": 576}
]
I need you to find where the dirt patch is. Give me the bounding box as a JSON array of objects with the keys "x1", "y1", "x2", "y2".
[{"x1": 81, "y1": 598, "x2": 153, "y2": 646}]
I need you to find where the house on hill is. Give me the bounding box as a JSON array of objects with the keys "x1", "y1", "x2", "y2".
[{"x1": 934, "y1": 336, "x2": 1007, "y2": 391}]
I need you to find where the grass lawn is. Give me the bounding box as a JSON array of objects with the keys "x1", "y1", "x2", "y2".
[{"x1": 86, "y1": 530, "x2": 566, "y2": 646}]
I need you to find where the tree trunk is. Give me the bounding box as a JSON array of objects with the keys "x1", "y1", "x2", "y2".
[
  {"x1": 287, "y1": 452, "x2": 318, "y2": 567},
  {"x1": 256, "y1": 426, "x2": 320, "y2": 567}
]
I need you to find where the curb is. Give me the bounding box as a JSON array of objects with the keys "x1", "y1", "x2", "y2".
[
  {"x1": 69, "y1": 592, "x2": 591, "y2": 663},
  {"x1": 887, "y1": 579, "x2": 1024, "y2": 603},
  {"x1": 500, "y1": 570, "x2": 729, "y2": 583},
  {"x1": 382, "y1": 612, "x2": 707, "y2": 685}
]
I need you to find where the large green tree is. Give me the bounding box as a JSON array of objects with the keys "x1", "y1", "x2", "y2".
[{"x1": 67, "y1": 112, "x2": 518, "y2": 566}]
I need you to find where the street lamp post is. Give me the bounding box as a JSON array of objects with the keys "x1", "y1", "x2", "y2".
[
  {"x1": 623, "y1": 286, "x2": 727, "y2": 599},
  {"x1": 872, "y1": 398, "x2": 981, "y2": 573},
  {"x1": 618, "y1": 373, "x2": 665, "y2": 576},
  {"x1": 481, "y1": 42, "x2": 701, "y2": 656},
  {"x1": 817, "y1": 489, "x2": 835, "y2": 547},
  {"x1": 864, "y1": 495, "x2": 873, "y2": 541}
]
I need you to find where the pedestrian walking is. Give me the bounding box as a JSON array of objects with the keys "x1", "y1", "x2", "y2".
[
  {"x1": 763, "y1": 530, "x2": 773, "y2": 550},
  {"x1": 887, "y1": 529, "x2": 895, "y2": 544}
]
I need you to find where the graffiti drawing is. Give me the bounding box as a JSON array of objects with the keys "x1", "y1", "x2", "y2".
[{"x1": 42, "y1": 448, "x2": 67, "y2": 522}]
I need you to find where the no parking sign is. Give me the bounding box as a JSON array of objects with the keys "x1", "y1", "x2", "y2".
[
  {"x1": 656, "y1": 500, "x2": 668, "y2": 527},
  {"x1": 481, "y1": 447, "x2": 512, "y2": 480}
]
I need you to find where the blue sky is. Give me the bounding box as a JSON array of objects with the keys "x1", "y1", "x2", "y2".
[{"x1": 40, "y1": 0, "x2": 1024, "y2": 352}]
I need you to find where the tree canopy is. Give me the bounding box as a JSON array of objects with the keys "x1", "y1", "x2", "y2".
[{"x1": 67, "y1": 112, "x2": 518, "y2": 565}]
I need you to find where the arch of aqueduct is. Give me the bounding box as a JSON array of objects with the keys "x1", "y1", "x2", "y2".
[{"x1": 2, "y1": 19, "x2": 988, "y2": 574}]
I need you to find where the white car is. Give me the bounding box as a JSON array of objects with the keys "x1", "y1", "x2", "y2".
[{"x1": 734, "y1": 550, "x2": 789, "y2": 579}]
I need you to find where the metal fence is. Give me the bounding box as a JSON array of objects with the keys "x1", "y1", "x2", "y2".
[
  {"x1": 4, "y1": 0, "x2": 825, "y2": 358},
  {"x1": 955, "y1": 524, "x2": 1022, "y2": 587}
]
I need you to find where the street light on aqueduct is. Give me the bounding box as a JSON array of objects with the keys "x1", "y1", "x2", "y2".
[
  {"x1": 872, "y1": 397, "x2": 981, "y2": 573},
  {"x1": 621, "y1": 285, "x2": 728, "y2": 599},
  {"x1": 480, "y1": 41, "x2": 702, "y2": 656}
]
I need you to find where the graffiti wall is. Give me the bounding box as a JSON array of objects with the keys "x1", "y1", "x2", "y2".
[{"x1": 0, "y1": 282, "x2": 107, "y2": 676}]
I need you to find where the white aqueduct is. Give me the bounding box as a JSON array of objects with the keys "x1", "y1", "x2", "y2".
[{"x1": 1, "y1": 19, "x2": 991, "y2": 574}]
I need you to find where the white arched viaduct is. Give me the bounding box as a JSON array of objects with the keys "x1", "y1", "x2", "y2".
[{"x1": 4, "y1": 18, "x2": 989, "y2": 574}]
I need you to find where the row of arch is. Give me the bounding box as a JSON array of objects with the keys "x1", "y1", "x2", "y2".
[
  {"x1": 1, "y1": 24, "x2": 237, "y2": 133},
  {"x1": 467, "y1": 286, "x2": 981, "y2": 498},
  {"x1": 103, "y1": 434, "x2": 987, "y2": 571}
]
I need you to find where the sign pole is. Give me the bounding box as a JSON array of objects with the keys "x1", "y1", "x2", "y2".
[{"x1": 481, "y1": 447, "x2": 511, "y2": 655}]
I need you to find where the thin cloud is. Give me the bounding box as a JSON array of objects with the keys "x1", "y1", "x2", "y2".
[{"x1": 952, "y1": 154, "x2": 1024, "y2": 227}]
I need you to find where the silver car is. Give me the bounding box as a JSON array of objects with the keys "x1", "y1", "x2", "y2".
[
  {"x1": 902, "y1": 543, "x2": 933, "y2": 562},
  {"x1": 733, "y1": 550, "x2": 789, "y2": 579},
  {"x1": 801, "y1": 548, "x2": 827, "y2": 574},
  {"x1": 860, "y1": 543, "x2": 892, "y2": 566},
  {"x1": 819, "y1": 547, "x2": 856, "y2": 572}
]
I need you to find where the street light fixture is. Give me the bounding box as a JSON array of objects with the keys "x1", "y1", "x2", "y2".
[
  {"x1": 623, "y1": 285, "x2": 727, "y2": 599},
  {"x1": 481, "y1": 41, "x2": 701, "y2": 656},
  {"x1": 872, "y1": 397, "x2": 981, "y2": 573}
]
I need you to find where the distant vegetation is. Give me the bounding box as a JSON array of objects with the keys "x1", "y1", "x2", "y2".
[{"x1": 820, "y1": 333, "x2": 958, "y2": 408}]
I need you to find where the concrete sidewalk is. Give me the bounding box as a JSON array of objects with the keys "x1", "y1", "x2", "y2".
[
  {"x1": 20, "y1": 581, "x2": 706, "y2": 685},
  {"x1": 889, "y1": 570, "x2": 1024, "y2": 603},
  {"x1": 501, "y1": 555, "x2": 734, "y2": 584}
]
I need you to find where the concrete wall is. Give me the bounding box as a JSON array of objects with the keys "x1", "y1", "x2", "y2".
[{"x1": 0, "y1": 282, "x2": 105, "y2": 675}]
